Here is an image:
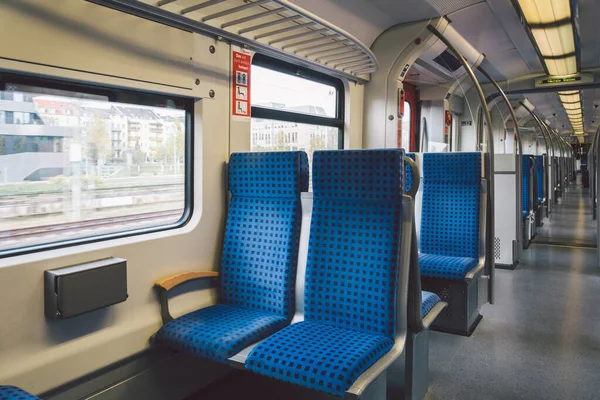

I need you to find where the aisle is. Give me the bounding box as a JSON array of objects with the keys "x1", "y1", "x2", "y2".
[
  {"x1": 427, "y1": 177, "x2": 600, "y2": 400},
  {"x1": 533, "y1": 177, "x2": 596, "y2": 247}
]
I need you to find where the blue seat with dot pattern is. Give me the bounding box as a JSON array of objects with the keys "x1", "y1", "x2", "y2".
[
  {"x1": 0, "y1": 386, "x2": 40, "y2": 400},
  {"x1": 155, "y1": 151, "x2": 309, "y2": 364},
  {"x1": 418, "y1": 253, "x2": 478, "y2": 281},
  {"x1": 246, "y1": 149, "x2": 405, "y2": 397},
  {"x1": 421, "y1": 291, "x2": 441, "y2": 318},
  {"x1": 419, "y1": 152, "x2": 481, "y2": 281},
  {"x1": 535, "y1": 155, "x2": 544, "y2": 203},
  {"x1": 522, "y1": 155, "x2": 531, "y2": 218},
  {"x1": 405, "y1": 152, "x2": 416, "y2": 194}
]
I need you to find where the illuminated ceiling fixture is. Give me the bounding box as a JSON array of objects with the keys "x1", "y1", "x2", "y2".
[
  {"x1": 516, "y1": 0, "x2": 583, "y2": 135},
  {"x1": 557, "y1": 90, "x2": 584, "y2": 135},
  {"x1": 517, "y1": 0, "x2": 576, "y2": 76}
]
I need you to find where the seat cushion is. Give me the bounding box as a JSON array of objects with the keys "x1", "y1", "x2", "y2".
[
  {"x1": 0, "y1": 386, "x2": 40, "y2": 399},
  {"x1": 154, "y1": 304, "x2": 287, "y2": 364},
  {"x1": 246, "y1": 321, "x2": 393, "y2": 397},
  {"x1": 422, "y1": 291, "x2": 441, "y2": 318},
  {"x1": 419, "y1": 253, "x2": 478, "y2": 280}
]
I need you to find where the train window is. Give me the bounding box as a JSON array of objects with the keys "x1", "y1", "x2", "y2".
[
  {"x1": 0, "y1": 77, "x2": 192, "y2": 257},
  {"x1": 401, "y1": 101, "x2": 411, "y2": 150},
  {"x1": 251, "y1": 54, "x2": 344, "y2": 164}
]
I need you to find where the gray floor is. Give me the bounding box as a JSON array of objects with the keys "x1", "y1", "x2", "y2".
[
  {"x1": 532, "y1": 183, "x2": 597, "y2": 247},
  {"x1": 192, "y1": 177, "x2": 600, "y2": 400},
  {"x1": 427, "y1": 179, "x2": 600, "y2": 400}
]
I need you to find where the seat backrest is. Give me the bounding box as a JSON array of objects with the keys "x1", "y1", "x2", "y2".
[
  {"x1": 220, "y1": 151, "x2": 309, "y2": 320},
  {"x1": 304, "y1": 149, "x2": 405, "y2": 339},
  {"x1": 404, "y1": 152, "x2": 424, "y2": 331},
  {"x1": 522, "y1": 155, "x2": 531, "y2": 213},
  {"x1": 420, "y1": 152, "x2": 481, "y2": 259},
  {"x1": 406, "y1": 152, "x2": 416, "y2": 194},
  {"x1": 535, "y1": 155, "x2": 544, "y2": 201}
]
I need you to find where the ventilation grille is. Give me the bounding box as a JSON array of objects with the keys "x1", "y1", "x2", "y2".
[
  {"x1": 432, "y1": 49, "x2": 462, "y2": 72},
  {"x1": 438, "y1": 285, "x2": 453, "y2": 318},
  {"x1": 494, "y1": 237, "x2": 501, "y2": 260}
]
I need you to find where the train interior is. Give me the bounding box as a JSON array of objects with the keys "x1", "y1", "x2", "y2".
[{"x1": 0, "y1": 0, "x2": 598, "y2": 399}]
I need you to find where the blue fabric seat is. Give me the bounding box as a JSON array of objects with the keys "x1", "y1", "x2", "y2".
[
  {"x1": 0, "y1": 386, "x2": 39, "y2": 399},
  {"x1": 406, "y1": 152, "x2": 416, "y2": 193},
  {"x1": 155, "y1": 151, "x2": 309, "y2": 364},
  {"x1": 522, "y1": 155, "x2": 531, "y2": 217},
  {"x1": 535, "y1": 155, "x2": 544, "y2": 203},
  {"x1": 419, "y1": 152, "x2": 481, "y2": 281},
  {"x1": 247, "y1": 149, "x2": 406, "y2": 397},
  {"x1": 419, "y1": 253, "x2": 478, "y2": 281},
  {"x1": 154, "y1": 304, "x2": 287, "y2": 363},
  {"x1": 421, "y1": 291, "x2": 441, "y2": 318}
]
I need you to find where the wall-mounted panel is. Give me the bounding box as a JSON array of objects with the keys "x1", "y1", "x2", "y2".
[{"x1": 0, "y1": 0, "x2": 218, "y2": 97}]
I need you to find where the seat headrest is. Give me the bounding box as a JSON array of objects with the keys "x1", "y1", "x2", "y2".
[
  {"x1": 229, "y1": 151, "x2": 309, "y2": 197},
  {"x1": 423, "y1": 152, "x2": 481, "y2": 183},
  {"x1": 312, "y1": 149, "x2": 405, "y2": 200},
  {"x1": 405, "y1": 152, "x2": 416, "y2": 194},
  {"x1": 523, "y1": 154, "x2": 532, "y2": 170}
]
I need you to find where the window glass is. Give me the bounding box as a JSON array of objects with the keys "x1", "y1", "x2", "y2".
[
  {"x1": 0, "y1": 86, "x2": 188, "y2": 255},
  {"x1": 252, "y1": 65, "x2": 338, "y2": 118},
  {"x1": 401, "y1": 101, "x2": 411, "y2": 151},
  {"x1": 251, "y1": 118, "x2": 338, "y2": 164}
]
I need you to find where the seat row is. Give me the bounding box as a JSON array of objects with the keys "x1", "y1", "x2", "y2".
[
  {"x1": 152, "y1": 149, "x2": 445, "y2": 399},
  {"x1": 2, "y1": 149, "x2": 491, "y2": 399},
  {"x1": 522, "y1": 154, "x2": 547, "y2": 248},
  {"x1": 406, "y1": 152, "x2": 488, "y2": 336}
]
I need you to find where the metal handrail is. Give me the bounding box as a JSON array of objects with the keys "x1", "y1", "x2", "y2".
[
  {"x1": 89, "y1": 0, "x2": 378, "y2": 83},
  {"x1": 427, "y1": 24, "x2": 496, "y2": 304},
  {"x1": 518, "y1": 101, "x2": 552, "y2": 157},
  {"x1": 477, "y1": 67, "x2": 523, "y2": 156}
]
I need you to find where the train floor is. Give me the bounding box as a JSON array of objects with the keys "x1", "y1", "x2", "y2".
[{"x1": 189, "y1": 176, "x2": 600, "y2": 400}]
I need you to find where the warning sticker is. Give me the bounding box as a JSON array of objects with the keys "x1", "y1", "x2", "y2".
[{"x1": 231, "y1": 46, "x2": 254, "y2": 121}]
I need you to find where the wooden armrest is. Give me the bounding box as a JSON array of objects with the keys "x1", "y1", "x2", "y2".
[
  {"x1": 154, "y1": 271, "x2": 219, "y2": 292},
  {"x1": 154, "y1": 271, "x2": 219, "y2": 325}
]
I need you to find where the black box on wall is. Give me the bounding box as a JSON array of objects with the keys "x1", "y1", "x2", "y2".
[{"x1": 45, "y1": 257, "x2": 128, "y2": 319}]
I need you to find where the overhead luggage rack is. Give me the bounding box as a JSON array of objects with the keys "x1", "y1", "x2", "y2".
[{"x1": 89, "y1": 0, "x2": 378, "y2": 83}]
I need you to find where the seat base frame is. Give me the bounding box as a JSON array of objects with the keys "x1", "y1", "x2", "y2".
[
  {"x1": 495, "y1": 261, "x2": 518, "y2": 271},
  {"x1": 422, "y1": 276, "x2": 482, "y2": 337}
]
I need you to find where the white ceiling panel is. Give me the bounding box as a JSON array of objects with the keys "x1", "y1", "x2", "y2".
[
  {"x1": 449, "y1": 2, "x2": 533, "y2": 80},
  {"x1": 289, "y1": 0, "x2": 440, "y2": 46},
  {"x1": 484, "y1": 0, "x2": 544, "y2": 74},
  {"x1": 578, "y1": 0, "x2": 600, "y2": 70},
  {"x1": 449, "y1": 2, "x2": 514, "y2": 53}
]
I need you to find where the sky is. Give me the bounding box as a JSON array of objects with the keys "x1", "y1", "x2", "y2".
[{"x1": 252, "y1": 65, "x2": 337, "y2": 117}]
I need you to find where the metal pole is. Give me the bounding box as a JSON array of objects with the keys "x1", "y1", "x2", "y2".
[
  {"x1": 427, "y1": 24, "x2": 496, "y2": 304},
  {"x1": 519, "y1": 101, "x2": 550, "y2": 157},
  {"x1": 518, "y1": 101, "x2": 555, "y2": 211},
  {"x1": 477, "y1": 67, "x2": 523, "y2": 156}
]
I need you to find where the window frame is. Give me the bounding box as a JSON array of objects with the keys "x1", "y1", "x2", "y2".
[
  {"x1": 0, "y1": 72, "x2": 194, "y2": 259},
  {"x1": 251, "y1": 54, "x2": 345, "y2": 150}
]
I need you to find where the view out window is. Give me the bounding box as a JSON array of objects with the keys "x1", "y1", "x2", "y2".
[
  {"x1": 401, "y1": 101, "x2": 411, "y2": 151},
  {"x1": 251, "y1": 55, "x2": 344, "y2": 166},
  {"x1": 0, "y1": 78, "x2": 191, "y2": 257}
]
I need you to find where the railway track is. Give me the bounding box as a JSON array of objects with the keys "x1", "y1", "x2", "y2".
[{"x1": 0, "y1": 209, "x2": 183, "y2": 241}]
